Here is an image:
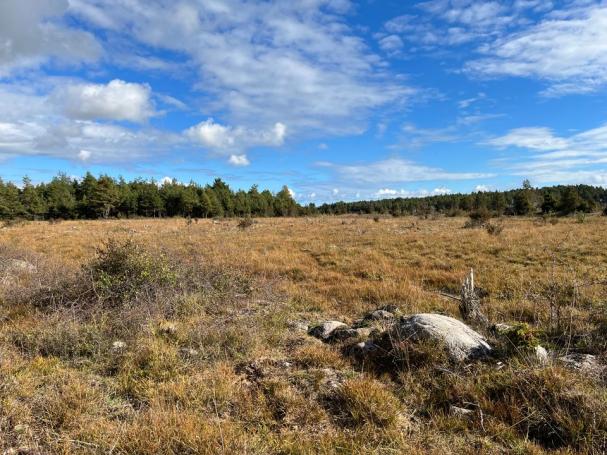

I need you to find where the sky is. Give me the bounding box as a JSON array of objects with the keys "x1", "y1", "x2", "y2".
[{"x1": 1, "y1": 0, "x2": 607, "y2": 203}]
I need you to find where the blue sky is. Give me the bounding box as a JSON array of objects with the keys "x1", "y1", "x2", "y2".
[{"x1": 1, "y1": 0, "x2": 607, "y2": 202}]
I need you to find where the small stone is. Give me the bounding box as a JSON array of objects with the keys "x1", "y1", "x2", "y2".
[
  {"x1": 158, "y1": 322, "x2": 178, "y2": 336},
  {"x1": 328, "y1": 326, "x2": 372, "y2": 342},
  {"x1": 378, "y1": 304, "x2": 400, "y2": 314},
  {"x1": 351, "y1": 340, "x2": 380, "y2": 358},
  {"x1": 364, "y1": 309, "x2": 395, "y2": 321},
  {"x1": 450, "y1": 405, "x2": 474, "y2": 417},
  {"x1": 308, "y1": 321, "x2": 348, "y2": 340},
  {"x1": 13, "y1": 424, "x2": 28, "y2": 433},
  {"x1": 534, "y1": 345, "x2": 549, "y2": 364},
  {"x1": 179, "y1": 348, "x2": 199, "y2": 357},
  {"x1": 492, "y1": 323, "x2": 513, "y2": 334},
  {"x1": 288, "y1": 321, "x2": 309, "y2": 332},
  {"x1": 558, "y1": 353, "x2": 605, "y2": 377},
  {"x1": 112, "y1": 341, "x2": 127, "y2": 352}
]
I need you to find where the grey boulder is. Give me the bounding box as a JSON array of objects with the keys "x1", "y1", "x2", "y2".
[{"x1": 390, "y1": 313, "x2": 492, "y2": 361}]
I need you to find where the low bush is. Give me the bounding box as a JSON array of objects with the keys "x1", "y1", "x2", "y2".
[
  {"x1": 485, "y1": 221, "x2": 504, "y2": 236},
  {"x1": 88, "y1": 238, "x2": 177, "y2": 306},
  {"x1": 237, "y1": 217, "x2": 254, "y2": 229}
]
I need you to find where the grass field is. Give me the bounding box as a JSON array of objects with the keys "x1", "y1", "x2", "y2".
[{"x1": 1, "y1": 216, "x2": 606, "y2": 454}]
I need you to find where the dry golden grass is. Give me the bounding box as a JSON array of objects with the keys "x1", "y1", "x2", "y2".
[{"x1": 1, "y1": 215, "x2": 606, "y2": 453}]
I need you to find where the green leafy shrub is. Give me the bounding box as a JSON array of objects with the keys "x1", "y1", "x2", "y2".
[{"x1": 498, "y1": 323, "x2": 539, "y2": 350}]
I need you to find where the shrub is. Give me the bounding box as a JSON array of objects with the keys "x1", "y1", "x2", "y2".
[
  {"x1": 1, "y1": 218, "x2": 27, "y2": 229},
  {"x1": 237, "y1": 217, "x2": 254, "y2": 229},
  {"x1": 464, "y1": 208, "x2": 491, "y2": 228},
  {"x1": 485, "y1": 221, "x2": 504, "y2": 236},
  {"x1": 87, "y1": 238, "x2": 177, "y2": 306},
  {"x1": 495, "y1": 323, "x2": 539, "y2": 355},
  {"x1": 373, "y1": 216, "x2": 380, "y2": 223}
]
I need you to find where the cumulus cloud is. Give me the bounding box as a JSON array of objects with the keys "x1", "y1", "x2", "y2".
[
  {"x1": 0, "y1": 81, "x2": 179, "y2": 163},
  {"x1": 228, "y1": 154, "x2": 250, "y2": 166},
  {"x1": 0, "y1": 0, "x2": 100, "y2": 76},
  {"x1": 186, "y1": 118, "x2": 287, "y2": 165},
  {"x1": 55, "y1": 79, "x2": 155, "y2": 123}
]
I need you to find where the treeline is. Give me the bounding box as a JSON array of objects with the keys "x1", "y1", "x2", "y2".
[
  {"x1": 0, "y1": 173, "x2": 301, "y2": 220},
  {"x1": 319, "y1": 182, "x2": 607, "y2": 217},
  {"x1": 2, "y1": 175, "x2": 606, "y2": 221}
]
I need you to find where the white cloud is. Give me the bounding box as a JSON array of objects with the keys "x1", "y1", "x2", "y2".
[
  {"x1": 376, "y1": 188, "x2": 401, "y2": 196},
  {"x1": 188, "y1": 119, "x2": 236, "y2": 150},
  {"x1": 488, "y1": 122, "x2": 607, "y2": 185},
  {"x1": 466, "y1": 3, "x2": 607, "y2": 95},
  {"x1": 69, "y1": 0, "x2": 413, "y2": 139},
  {"x1": 432, "y1": 186, "x2": 452, "y2": 195},
  {"x1": 55, "y1": 79, "x2": 155, "y2": 123},
  {"x1": 78, "y1": 149, "x2": 92, "y2": 161},
  {"x1": 488, "y1": 127, "x2": 569, "y2": 151},
  {"x1": 475, "y1": 184, "x2": 490, "y2": 192},
  {"x1": 0, "y1": 80, "x2": 180, "y2": 163},
  {"x1": 186, "y1": 118, "x2": 286, "y2": 164},
  {"x1": 319, "y1": 158, "x2": 493, "y2": 184},
  {"x1": 374, "y1": 186, "x2": 451, "y2": 199},
  {"x1": 228, "y1": 154, "x2": 250, "y2": 166},
  {"x1": 0, "y1": 0, "x2": 100, "y2": 76},
  {"x1": 378, "y1": 34, "x2": 404, "y2": 54}
]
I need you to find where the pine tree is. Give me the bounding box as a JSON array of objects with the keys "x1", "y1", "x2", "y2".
[
  {"x1": 90, "y1": 175, "x2": 119, "y2": 218},
  {"x1": 0, "y1": 179, "x2": 24, "y2": 218},
  {"x1": 46, "y1": 174, "x2": 76, "y2": 219},
  {"x1": 559, "y1": 187, "x2": 580, "y2": 215},
  {"x1": 541, "y1": 192, "x2": 559, "y2": 214},
  {"x1": 20, "y1": 177, "x2": 46, "y2": 219},
  {"x1": 274, "y1": 186, "x2": 297, "y2": 216}
]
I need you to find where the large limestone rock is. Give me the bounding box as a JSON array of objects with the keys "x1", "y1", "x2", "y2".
[{"x1": 390, "y1": 313, "x2": 492, "y2": 361}]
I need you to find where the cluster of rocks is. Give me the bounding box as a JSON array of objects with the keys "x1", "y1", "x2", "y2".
[
  {"x1": 306, "y1": 309, "x2": 605, "y2": 375},
  {"x1": 308, "y1": 309, "x2": 494, "y2": 363}
]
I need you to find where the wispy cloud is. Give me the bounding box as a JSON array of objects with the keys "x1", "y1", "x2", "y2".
[
  {"x1": 466, "y1": 3, "x2": 607, "y2": 95},
  {"x1": 318, "y1": 158, "x2": 493, "y2": 183},
  {"x1": 70, "y1": 0, "x2": 414, "y2": 143},
  {"x1": 488, "y1": 122, "x2": 607, "y2": 184}
]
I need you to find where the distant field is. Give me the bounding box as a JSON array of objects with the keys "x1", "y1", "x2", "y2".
[{"x1": 1, "y1": 216, "x2": 606, "y2": 453}]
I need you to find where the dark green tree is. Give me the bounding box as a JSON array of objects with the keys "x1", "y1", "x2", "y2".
[
  {"x1": 20, "y1": 177, "x2": 46, "y2": 219},
  {"x1": 559, "y1": 187, "x2": 580, "y2": 215}
]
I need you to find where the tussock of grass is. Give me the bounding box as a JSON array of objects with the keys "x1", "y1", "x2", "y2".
[{"x1": 332, "y1": 377, "x2": 403, "y2": 427}]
